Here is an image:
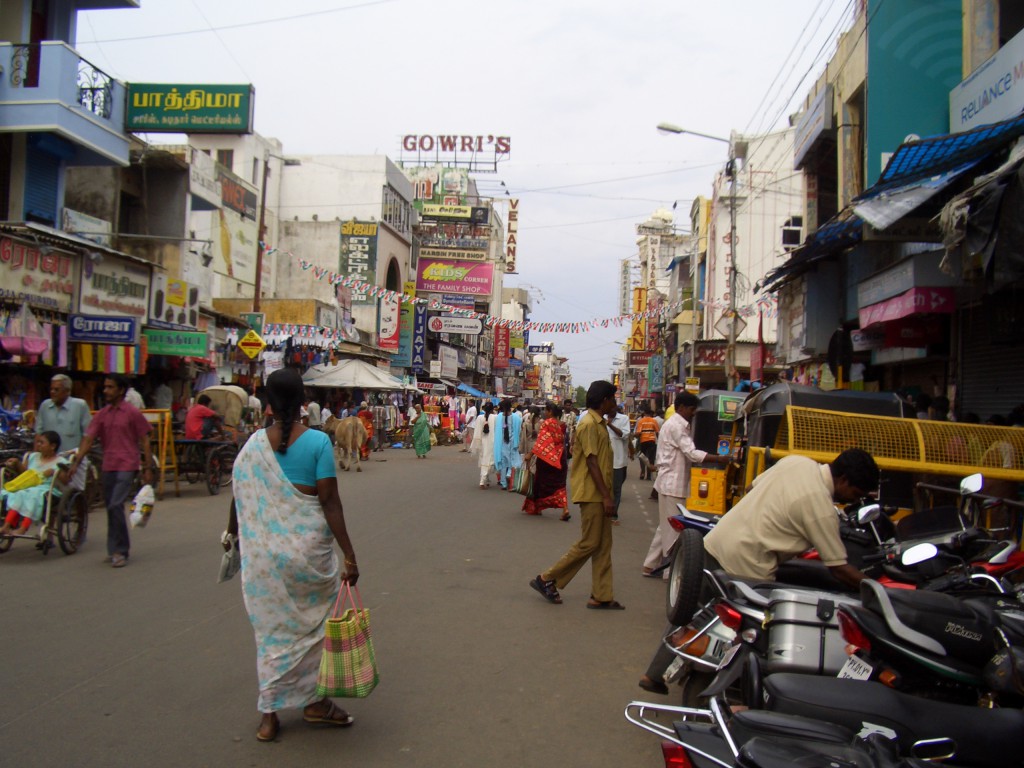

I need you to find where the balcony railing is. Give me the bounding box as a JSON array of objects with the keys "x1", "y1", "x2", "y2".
[
  {"x1": 7, "y1": 43, "x2": 115, "y2": 120},
  {"x1": 1, "y1": 41, "x2": 129, "y2": 164}
]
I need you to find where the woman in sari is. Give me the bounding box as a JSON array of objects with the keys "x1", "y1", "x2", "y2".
[
  {"x1": 493, "y1": 399, "x2": 523, "y2": 490},
  {"x1": 522, "y1": 403, "x2": 570, "y2": 520},
  {"x1": 356, "y1": 401, "x2": 374, "y2": 460},
  {"x1": 229, "y1": 368, "x2": 360, "y2": 743},
  {"x1": 411, "y1": 401, "x2": 431, "y2": 458},
  {"x1": 470, "y1": 401, "x2": 496, "y2": 488}
]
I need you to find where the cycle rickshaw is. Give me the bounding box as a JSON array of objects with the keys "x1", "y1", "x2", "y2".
[
  {"x1": 173, "y1": 385, "x2": 248, "y2": 495},
  {"x1": 0, "y1": 456, "x2": 88, "y2": 555}
]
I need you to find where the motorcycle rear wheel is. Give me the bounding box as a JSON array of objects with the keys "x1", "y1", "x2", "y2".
[{"x1": 667, "y1": 528, "x2": 705, "y2": 625}]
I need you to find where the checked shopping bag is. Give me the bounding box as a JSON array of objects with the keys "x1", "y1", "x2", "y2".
[{"x1": 316, "y1": 582, "x2": 379, "y2": 698}]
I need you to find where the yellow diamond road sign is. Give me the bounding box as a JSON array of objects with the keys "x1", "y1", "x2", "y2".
[{"x1": 238, "y1": 330, "x2": 266, "y2": 359}]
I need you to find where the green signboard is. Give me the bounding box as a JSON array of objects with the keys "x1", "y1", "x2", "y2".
[
  {"x1": 126, "y1": 84, "x2": 255, "y2": 133},
  {"x1": 144, "y1": 329, "x2": 208, "y2": 356}
]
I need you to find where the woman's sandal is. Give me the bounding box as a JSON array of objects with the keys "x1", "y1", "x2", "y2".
[
  {"x1": 303, "y1": 700, "x2": 354, "y2": 728},
  {"x1": 256, "y1": 713, "x2": 279, "y2": 742}
]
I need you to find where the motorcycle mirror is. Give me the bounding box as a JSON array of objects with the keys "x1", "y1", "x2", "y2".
[
  {"x1": 960, "y1": 473, "x2": 983, "y2": 495},
  {"x1": 902, "y1": 542, "x2": 938, "y2": 566},
  {"x1": 856, "y1": 503, "x2": 881, "y2": 525}
]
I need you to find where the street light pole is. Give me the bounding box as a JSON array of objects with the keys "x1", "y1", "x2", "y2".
[
  {"x1": 657, "y1": 123, "x2": 738, "y2": 389},
  {"x1": 253, "y1": 152, "x2": 271, "y2": 314}
]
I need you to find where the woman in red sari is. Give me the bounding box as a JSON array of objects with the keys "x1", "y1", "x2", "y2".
[{"x1": 522, "y1": 403, "x2": 570, "y2": 520}]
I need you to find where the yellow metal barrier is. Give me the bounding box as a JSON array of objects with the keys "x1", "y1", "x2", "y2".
[{"x1": 770, "y1": 407, "x2": 1024, "y2": 482}]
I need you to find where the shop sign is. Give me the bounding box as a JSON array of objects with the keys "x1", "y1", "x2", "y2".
[
  {"x1": 439, "y1": 344, "x2": 458, "y2": 378},
  {"x1": 340, "y1": 221, "x2": 378, "y2": 305},
  {"x1": 427, "y1": 316, "x2": 482, "y2": 335},
  {"x1": 858, "y1": 287, "x2": 955, "y2": 327},
  {"x1": 126, "y1": 83, "x2": 255, "y2": 133},
  {"x1": 144, "y1": 329, "x2": 208, "y2": 356},
  {"x1": 80, "y1": 256, "x2": 150, "y2": 317},
  {"x1": 628, "y1": 350, "x2": 652, "y2": 367},
  {"x1": 69, "y1": 314, "x2": 139, "y2": 344},
  {"x1": 378, "y1": 295, "x2": 400, "y2": 352},
  {"x1": 493, "y1": 326, "x2": 510, "y2": 369},
  {"x1": 950, "y1": 26, "x2": 1024, "y2": 132},
  {"x1": 416, "y1": 258, "x2": 494, "y2": 296},
  {"x1": 420, "y1": 247, "x2": 487, "y2": 262},
  {"x1": 391, "y1": 283, "x2": 417, "y2": 368},
  {"x1": 411, "y1": 304, "x2": 427, "y2": 372},
  {"x1": 61, "y1": 208, "x2": 111, "y2": 244},
  {"x1": 528, "y1": 343, "x2": 553, "y2": 354},
  {"x1": 648, "y1": 354, "x2": 664, "y2": 393},
  {"x1": 441, "y1": 293, "x2": 476, "y2": 310},
  {"x1": 505, "y1": 198, "x2": 518, "y2": 273},
  {"x1": 685, "y1": 377, "x2": 700, "y2": 393},
  {"x1": 241, "y1": 312, "x2": 265, "y2": 335},
  {"x1": 429, "y1": 360, "x2": 441, "y2": 378},
  {"x1": 0, "y1": 236, "x2": 75, "y2": 312},
  {"x1": 525, "y1": 366, "x2": 540, "y2": 390},
  {"x1": 851, "y1": 327, "x2": 886, "y2": 351},
  {"x1": 189, "y1": 148, "x2": 221, "y2": 208},
  {"x1": 149, "y1": 275, "x2": 199, "y2": 330}
]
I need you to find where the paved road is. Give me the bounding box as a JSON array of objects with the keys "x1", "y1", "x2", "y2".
[{"x1": 1, "y1": 442, "x2": 672, "y2": 767}]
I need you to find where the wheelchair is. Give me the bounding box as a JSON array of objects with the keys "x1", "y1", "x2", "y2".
[{"x1": 0, "y1": 456, "x2": 89, "y2": 556}]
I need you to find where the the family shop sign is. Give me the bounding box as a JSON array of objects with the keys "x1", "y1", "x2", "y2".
[{"x1": 415, "y1": 259, "x2": 493, "y2": 296}]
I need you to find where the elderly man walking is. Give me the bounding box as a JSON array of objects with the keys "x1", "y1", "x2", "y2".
[{"x1": 36, "y1": 374, "x2": 91, "y2": 453}]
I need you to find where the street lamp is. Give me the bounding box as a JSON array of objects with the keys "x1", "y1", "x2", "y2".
[{"x1": 657, "y1": 122, "x2": 741, "y2": 390}]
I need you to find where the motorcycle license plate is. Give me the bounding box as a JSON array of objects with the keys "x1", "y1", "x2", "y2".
[
  {"x1": 716, "y1": 643, "x2": 742, "y2": 670},
  {"x1": 837, "y1": 655, "x2": 873, "y2": 680}
]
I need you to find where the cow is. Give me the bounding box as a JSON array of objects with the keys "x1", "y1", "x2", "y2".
[{"x1": 324, "y1": 414, "x2": 368, "y2": 472}]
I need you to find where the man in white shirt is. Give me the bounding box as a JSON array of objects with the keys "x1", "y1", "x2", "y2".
[
  {"x1": 642, "y1": 392, "x2": 729, "y2": 578},
  {"x1": 125, "y1": 385, "x2": 145, "y2": 410},
  {"x1": 305, "y1": 394, "x2": 322, "y2": 430},
  {"x1": 461, "y1": 402, "x2": 478, "y2": 452},
  {"x1": 605, "y1": 404, "x2": 633, "y2": 524}
]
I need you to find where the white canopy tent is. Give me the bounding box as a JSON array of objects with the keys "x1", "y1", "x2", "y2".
[{"x1": 302, "y1": 358, "x2": 420, "y2": 392}]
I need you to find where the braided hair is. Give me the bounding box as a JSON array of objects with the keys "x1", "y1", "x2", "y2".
[
  {"x1": 500, "y1": 399, "x2": 511, "y2": 443},
  {"x1": 265, "y1": 368, "x2": 305, "y2": 455},
  {"x1": 482, "y1": 401, "x2": 493, "y2": 434}
]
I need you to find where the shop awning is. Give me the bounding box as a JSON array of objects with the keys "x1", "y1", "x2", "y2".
[
  {"x1": 761, "y1": 109, "x2": 1024, "y2": 293},
  {"x1": 457, "y1": 382, "x2": 499, "y2": 405},
  {"x1": 858, "y1": 286, "x2": 956, "y2": 327}
]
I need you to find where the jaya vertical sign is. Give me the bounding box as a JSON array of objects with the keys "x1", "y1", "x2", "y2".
[
  {"x1": 339, "y1": 221, "x2": 378, "y2": 305},
  {"x1": 126, "y1": 84, "x2": 254, "y2": 133}
]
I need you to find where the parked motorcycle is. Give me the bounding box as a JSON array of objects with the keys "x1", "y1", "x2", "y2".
[
  {"x1": 761, "y1": 672, "x2": 1024, "y2": 767},
  {"x1": 835, "y1": 571, "x2": 1024, "y2": 705},
  {"x1": 625, "y1": 696, "x2": 947, "y2": 768}
]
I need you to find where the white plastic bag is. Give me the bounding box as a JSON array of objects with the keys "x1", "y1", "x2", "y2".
[
  {"x1": 218, "y1": 534, "x2": 241, "y2": 583},
  {"x1": 129, "y1": 484, "x2": 156, "y2": 528}
]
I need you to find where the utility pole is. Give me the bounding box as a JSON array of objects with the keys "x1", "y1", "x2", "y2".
[{"x1": 726, "y1": 150, "x2": 738, "y2": 391}]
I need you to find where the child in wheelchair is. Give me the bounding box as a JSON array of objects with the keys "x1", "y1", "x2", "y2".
[{"x1": 0, "y1": 430, "x2": 63, "y2": 537}]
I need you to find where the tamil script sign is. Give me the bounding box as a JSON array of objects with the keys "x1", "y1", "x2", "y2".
[
  {"x1": 126, "y1": 83, "x2": 255, "y2": 133},
  {"x1": 427, "y1": 316, "x2": 483, "y2": 335},
  {"x1": 69, "y1": 314, "x2": 138, "y2": 345},
  {"x1": 143, "y1": 329, "x2": 208, "y2": 356},
  {"x1": 340, "y1": 221, "x2": 378, "y2": 304}
]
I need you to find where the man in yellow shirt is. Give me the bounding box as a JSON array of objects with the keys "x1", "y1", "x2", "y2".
[{"x1": 531, "y1": 380, "x2": 623, "y2": 609}]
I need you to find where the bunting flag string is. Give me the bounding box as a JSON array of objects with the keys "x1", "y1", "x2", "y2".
[{"x1": 276, "y1": 247, "x2": 778, "y2": 335}]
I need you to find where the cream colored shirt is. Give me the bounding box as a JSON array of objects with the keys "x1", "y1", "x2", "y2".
[
  {"x1": 653, "y1": 413, "x2": 706, "y2": 498},
  {"x1": 703, "y1": 455, "x2": 846, "y2": 580}
]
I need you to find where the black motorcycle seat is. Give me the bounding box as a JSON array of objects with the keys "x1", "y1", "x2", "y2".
[
  {"x1": 738, "y1": 736, "x2": 892, "y2": 768},
  {"x1": 763, "y1": 672, "x2": 1024, "y2": 766},
  {"x1": 862, "y1": 582, "x2": 998, "y2": 666},
  {"x1": 730, "y1": 709, "x2": 854, "y2": 745}
]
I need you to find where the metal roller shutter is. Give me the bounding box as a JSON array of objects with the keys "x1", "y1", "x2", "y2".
[
  {"x1": 24, "y1": 144, "x2": 60, "y2": 225},
  {"x1": 959, "y1": 304, "x2": 1024, "y2": 420}
]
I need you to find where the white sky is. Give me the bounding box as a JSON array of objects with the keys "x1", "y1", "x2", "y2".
[{"x1": 77, "y1": 0, "x2": 854, "y2": 390}]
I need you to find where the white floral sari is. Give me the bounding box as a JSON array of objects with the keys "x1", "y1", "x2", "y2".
[{"x1": 232, "y1": 429, "x2": 339, "y2": 712}]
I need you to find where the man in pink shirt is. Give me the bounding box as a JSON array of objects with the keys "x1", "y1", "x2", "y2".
[
  {"x1": 642, "y1": 392, "x2": 729, "y2": 578},
  {"x1": 68, "y1": 374, "x2": 154, "y2": 568}
]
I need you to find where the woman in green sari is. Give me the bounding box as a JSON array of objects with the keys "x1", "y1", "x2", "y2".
[{"x1": 411, "y1": 401, "x2": 431, "y2": 458}]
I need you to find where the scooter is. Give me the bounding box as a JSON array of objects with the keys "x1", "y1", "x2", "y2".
[{"x1": 625, "y1": 696, "x2": 948, "y2": 768}]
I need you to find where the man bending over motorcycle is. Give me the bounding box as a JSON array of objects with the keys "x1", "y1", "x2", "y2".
[{"x1": 638, "y1": 447, "x2": 880, "y2": 695}]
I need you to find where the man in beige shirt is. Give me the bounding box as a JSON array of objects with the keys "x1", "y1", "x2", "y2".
[
  {"x1": 531, "y1": 380, "x2": 623, "y2": 609},
  {"x1": 639, "y1": 447, "x2": 879, "y2": 695}
]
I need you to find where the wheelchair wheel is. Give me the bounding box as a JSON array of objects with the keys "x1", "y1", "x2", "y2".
[
  {"x1": 0, "y1": 499, "x2": 11, "y2": 553},
  {"x1": 58, "y1": 491, "x2": 88, "y2": 555}
]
